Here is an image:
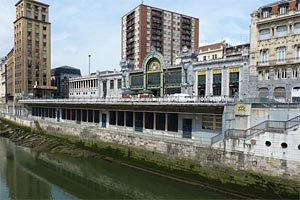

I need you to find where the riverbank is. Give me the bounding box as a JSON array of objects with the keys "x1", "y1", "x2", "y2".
[{"x1": 0, "y1": 117, "x2": 299, "y2": 199}]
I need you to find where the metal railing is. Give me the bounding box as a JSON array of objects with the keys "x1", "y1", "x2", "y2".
[
  {"x1": 257, "y1": 57, "x2": 300, "y2": 66},
  {"x1": 18, "y1": 96, "x2": 237, "y2": 105},
  {"x1": 225, "y1": 115, "x2": 300, "y2": 140}
]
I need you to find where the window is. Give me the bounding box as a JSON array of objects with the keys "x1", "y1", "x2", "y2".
[
  {"x1": 277, "y1": 47, "x2": 286, "y2": 62},
  {"x1": 258, "y1": 70, "x2": 264, "y2": 80},
  {"x1": 43, "y1": 26, "x2": 47, "y2": 31},
  {"x1": 275, "y1": 69, "x2": 280, "y2": 79},
  {"x1": 27, "y1": 22, "x2": 32, "y2": 28},
  {"x1": 295, "y1": 23, "x2": 300, "y2": 34},
  {"x1": 276, "y1": 25, "x2": 288, "y2": 37},
  {"x1": 110, "y1": 80, "x2": 114, "y2": 89},
  {"x1": 260, "y1": 29, "x2": 270, "y2": 40},
  {"x1": 229, "y1": 72, "x2": 239, "y2": 83},
  {"x1": 262, "y1": 10, "x2": 270, "y2": 18},
  {"x1": 260, "y1": 50, "x2": 269, "y2": 63},
  {"x1": 203, "y1": 56, "x2": 206, "y2": 61},
  {"x1": 26, "y1": 10, "x2": 31, "y2": 17},
  {"x1": 295, "y1": 46, "x2": 300, "y2": 60},
  {"x1": 281, "y1": 68, "x2": 287, "y2": 79},
  {"x1": 117, "y1": 79, "x2": 122, "y2": 89},
  {"x1": 279, "y1": 6, "x2": 287, "y2": 14},
  {"x1": 292, "y1": 68, "x2": 298, "y2": 79},
  {"x1": 42, "y1": 15, "x2": 46, "y2": 21},
  {"x1": 265, "y1": 69, "x2": 270, "y2": 80}
]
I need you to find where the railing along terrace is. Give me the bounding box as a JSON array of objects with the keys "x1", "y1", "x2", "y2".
[
  {"x1": 257, "y1": 57, "x2": 300, "y2": 66},
  {"x1": 18, "y1": 96, "x2": 236, "y2": 104},
  {"x1": 225, "y1": 118, "x2": 297, "y2": 140}
]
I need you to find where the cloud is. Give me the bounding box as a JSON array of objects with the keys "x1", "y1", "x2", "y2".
[{"x1": 1, "y1": 0, "x2": 276, "y2": 73}]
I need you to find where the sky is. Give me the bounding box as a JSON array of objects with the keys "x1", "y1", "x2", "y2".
[{"x1": 1, "y1": 0, "x2": 275, "y2": 75}]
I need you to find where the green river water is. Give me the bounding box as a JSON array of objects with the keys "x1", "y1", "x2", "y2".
[{"x1": 0, "y1": 137, "x2": 232, "y2": 199}]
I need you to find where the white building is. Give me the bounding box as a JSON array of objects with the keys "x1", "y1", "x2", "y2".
[{"x1": 68, "y1": 70, "x2": 122, "y2": 99}]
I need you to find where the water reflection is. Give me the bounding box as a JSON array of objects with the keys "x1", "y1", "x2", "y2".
[{"x1": 0, "y1": 137, "x2": 230, "y2": 199}]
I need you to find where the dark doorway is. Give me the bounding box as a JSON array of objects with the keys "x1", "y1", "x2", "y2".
[
  {"x1": 57, "y1": 110, "x2": 60, "y2": 122},
  {"x1": 76, "y1": 109, "x2": 81, "y2": 124},
  {"x1": 102, "y1": 113, "x2": 107, "y2": 128},
  {"x1": 135, "y1": 112, "x2": 143, "y2": 132},
  {"x1": 182, "y1": 119, "x2": 192, "y2": 139}
]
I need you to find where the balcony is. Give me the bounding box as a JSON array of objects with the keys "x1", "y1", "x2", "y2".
[{"x1": 257, "y1": 57, "x2": 300, "y2": 66}]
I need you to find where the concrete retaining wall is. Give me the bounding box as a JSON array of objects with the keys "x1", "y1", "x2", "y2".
[{"x1": 3, "y1": 114, "x2": 299, "y2": 181}]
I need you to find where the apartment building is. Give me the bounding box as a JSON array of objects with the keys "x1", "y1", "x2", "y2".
[
  {"x1": 14, "y1": 0, "x2": 54, "y2": 98},
  {"x1": 250, "y1": 0, "x2": 300, "y2": 102},
  {"x1": 6, "y1": 49, "x2": 15, "y2": 101},
  {"x1": 122, "y1": 4, "x2": 199, "y2": 69}
]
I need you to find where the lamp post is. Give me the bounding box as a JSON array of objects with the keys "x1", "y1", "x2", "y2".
[{"x1": 88, "y1": 55, "x2": 91, "y2": 75}]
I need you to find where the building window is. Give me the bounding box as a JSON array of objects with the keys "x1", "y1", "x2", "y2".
[
  {"x1": 292, "y1": 68, "x2": 298, "y2": 79},
  {"x1": 260, "y1": 49, "x2": 269, "y2": 63},
  {"x1": 26, "y1": 10, "x2": 31, "y2": 18},
  {"x1": 276, "y1": 25, "x2": 288, "y2": 37},
  {"x1": 277, "y1": 47, "x2": 286, "y2": 62},
  {"x1": 213, "y1": 73, "x2": 222, "y2": 96},
  {"x1": 281, "y1": 68, "x2": 287, "y2": 79},
  {"x1": 110, "y1": 80, "x2": 114, "y2": 89},
  {"x1": 117, "y1": 79, "x2": 122, "y2": 89},
  {"x1": 295, "y1": 23, "x2": 300, "y2": 34},
  {"x1": 42, "y1": 15, "x2": 46, "y2": 21},
  {"x1": 295, "y1": 46, "x2": 300, "y2": 60},
  {"x1": 27, "y1": 22, "x2": 32, "y2": 28},
  {"x1": 262, "y1": 10, "x2": 270, "y2": 18},
  {"x1": 259, "y1": 69, "x2": 270, "y2": 80},
  {"x1": 258, "y1": 70, "x2": 264, "y2": 81},
  {"x1": 265, "y1": 69, "x2": 270, "y2": 80},
  {"x1": 43, "y1": 26, "x2": 47, "y2": 31},
  {"x1": 279, "y1": 6, "x2": 287, "y2": 14},
  {"x1": 203, "y1": 56, "x2": 206, "y2": 61},
  {"x1": 275, "y1": 69, "x2": 280, "y2": 80},
  {"x1": 259, "y1": 29, "x2": 270, "y2": 40}
]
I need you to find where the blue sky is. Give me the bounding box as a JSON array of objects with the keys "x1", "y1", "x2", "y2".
[{"x1": 1, "y1": 0, "x2": 274, "y2": 75}]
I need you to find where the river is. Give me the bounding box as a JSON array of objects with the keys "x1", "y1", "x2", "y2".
[{"x1": 0, "y1": 137, "x2": 231, "y2": 199}]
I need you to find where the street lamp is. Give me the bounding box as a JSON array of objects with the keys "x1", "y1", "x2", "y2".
[{"x1": 88, "y1": 55, "x2": 91, "y2": 75}]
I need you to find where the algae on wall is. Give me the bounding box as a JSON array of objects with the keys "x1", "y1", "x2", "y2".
[{"x1": 0, "y1": 117, "x2": 299, "y2": 199}]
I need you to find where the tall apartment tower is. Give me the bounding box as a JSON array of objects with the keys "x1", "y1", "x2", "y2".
[
  {"x1": 122, "y1": 4, "x2": 199, "y2": 69},
  {"x1": 249, "y1": 0, "x2": 300, "y2": 103},
  {"x1": 14, "y1": 0, "x2": 52, "y2": 97}
]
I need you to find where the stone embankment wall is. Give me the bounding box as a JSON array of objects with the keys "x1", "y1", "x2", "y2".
[{"x1": 1, "y1": 114, "x2": 300, "y2": 199}]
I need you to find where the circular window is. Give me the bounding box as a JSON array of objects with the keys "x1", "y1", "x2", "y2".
[
  {"x1": 265, "y1": 141, "x2": 271, "y2": 147},
  {"x1": 281, "y1": 143, "x2": 288, "y2": 149}
]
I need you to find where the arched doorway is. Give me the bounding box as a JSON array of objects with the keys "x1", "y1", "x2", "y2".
[
  {"x1": 274, "y1": 87, "x2": 286, "y2": 102},
  {"x1": 259, "y1": 88, "x2": 269, "y2": 102}
]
